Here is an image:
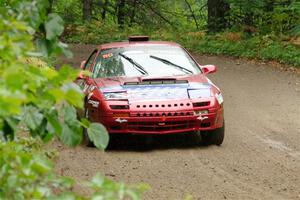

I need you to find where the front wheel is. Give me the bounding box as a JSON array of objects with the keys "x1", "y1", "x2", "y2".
[{"x1": 201, "y1": 122, "x2": 225, "y2": 146}]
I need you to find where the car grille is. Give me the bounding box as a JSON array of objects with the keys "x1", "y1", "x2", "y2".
[
  {"x1": 130, "y1": 101, "x2": 194, "y2": 118},
  {"x1": 128, "y1": 120, "x2": 195, "y2": 132},
  {"x1": 131, "y1": 111, "x2": 194, "y2": 117},
  {"x1": 133, "y1": 102, "x2": 192, "y2": 109}
]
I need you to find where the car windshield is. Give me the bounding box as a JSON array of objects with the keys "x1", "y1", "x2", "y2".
[{"x1": 92, "y1": 45, "x2": 201, "y2": 78}]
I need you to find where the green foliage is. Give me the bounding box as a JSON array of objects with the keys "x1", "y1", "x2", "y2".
[
  {"x1": 63, "y1": 21, "x2": 300, "y2": 68},
  {"x1": 190, "y1": 33, "x2": 300, "y2": 67},
  {"x1": 87, "y1": 123, "x2": 109, "y2": 149},
  {"x1": 54, "y1": 0, "x2": 300, "y2": 36},
  {"x1": 54, "y1": 0, "x2": 207, "y2": 30},
  {"x1": 0, "y1": 139, "x2": 148, "y2": 200},
  {"x1": 88, "y1": 174, "x2": 149, "y2": 200},
  {"x1": 58, "y1": 0, "x2": 300, "y2": 68},
  {"x1": 290, "y1": 2, "x2": 300, "y2": 36},
  {"x1": 53, "y1": 0, "x2": 82, "y2": 23},
  {"x1": 0, "y1": 139, "x2": 71, "y2": 199},
  {"x1": 45, "y1": 13, "x2": 65, "y2": 40},
  {"x1": 0, "y1": 0, "x2": 109, "y2": 149}
]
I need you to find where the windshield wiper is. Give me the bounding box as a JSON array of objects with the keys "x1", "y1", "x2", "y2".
[
  {"x1": 149, "y1": 55, "x2": 193, "y2": 74},
  {"x1": 119, "y1": 53, "x2": 148, "y2": 75}
]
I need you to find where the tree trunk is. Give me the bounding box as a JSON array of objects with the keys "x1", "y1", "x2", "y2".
[
  {"x1": 102, "y1": 0, "x2": 109, "y2": 20},
  {"x1": 82, "y1": 0, "x2": 92, "y2": 21},
  {"x1": 137, "y1": 0, "x2": 175, "y2": 28},
  {"x1": 47, "y1": 0, "x2": 54, "y2": 14},
  {"x1": 207, "y1": 0, "x2": 230, "y2": 32},
  {"x1": 117, "y1": 0, "x2": 126, "y2": 28},
  {"x1": 184, "y1": 0, "x2": 199, "y2": 30},
  {"x1": 244, "y1": 12, "x2": 253, "y2": 26},
  {"x1": 264, "y1": 0, "x2": 274, "y2": 12},
  {"x1": 129, "y1": 0, "x2": 137, "y2": 26}
]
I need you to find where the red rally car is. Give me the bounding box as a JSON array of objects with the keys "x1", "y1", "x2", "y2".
[{"x1": 77, "y1": 36, "x2": 225, "y2": 146}]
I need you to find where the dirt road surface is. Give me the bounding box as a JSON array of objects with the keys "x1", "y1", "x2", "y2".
[{"x1": 56, "y1": 44, "x2": 300, "y2": 200}]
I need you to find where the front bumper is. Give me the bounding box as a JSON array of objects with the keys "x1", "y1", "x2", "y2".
[
  {"x1": 101, "y1": 108, "x2": 224, "y2": 135},
  {"x1": 87, "y1": 98, "x2": 224, "y2": 135}
]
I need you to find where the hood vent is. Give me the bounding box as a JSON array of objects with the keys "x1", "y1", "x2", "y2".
[{"x1": 124, "y1": 80, "x2": 188, "y2": 85}]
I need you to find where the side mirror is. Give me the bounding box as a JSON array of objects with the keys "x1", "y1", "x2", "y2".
[
  {"x1": 201, "y1": 65, "x2": 217, "y2": 74},
  {"x1": 80, "y1": 60, "x2": 86, "y2": 69}
]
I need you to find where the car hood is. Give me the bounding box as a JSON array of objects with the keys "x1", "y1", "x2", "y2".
[{"x1": 95, "y1": 75, "x2": 212, "y2": 101}]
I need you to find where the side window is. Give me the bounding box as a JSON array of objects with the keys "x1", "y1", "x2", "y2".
[{"x1": 84, "y1": 50, "x2": 97, "y2": 71}]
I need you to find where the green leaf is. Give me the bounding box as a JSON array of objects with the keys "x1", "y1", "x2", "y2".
[
  {"x1": 45, "y1": 14, "x2": 64, "y2": 40},
  {"x1": 22, "y1": 105, "x2": 44, "y2": 130},
  {"x1": 46, "y1": 110, "x2": 62, "y2": 135},
  {"x1": 36, "y1": 38, "x2": 49, "y2": 57},
  {"x1": 31, "y1": 158, "x2": 52, "y2": 174},
  {"x1": 7, "y1": 175, "x2": 17, "y2": 188},
  {"x1": 62, "y1": 103, "x2": 77, "y2": 123},
  {"x1": 90, "y1": 173, "x2": 105, "y2": 187},
  {"x1": 63, "y1": 83, "x2": 83, "y2": 108},
  {"x1": 41, "y1": 131, "x2": 54, "y2": 143},
  {"x1": 58, "y1": 42, "x2": 73, "y2": 58},
  {"x1": 40, "y1": 66, "x2": 58, "y2": 79},
  {"x1": 60, "y1": 124, "x2": 82, "y2": 146},
  {"x1": 48, "y1": 88, "x2": 65, "y2": 103},
  {"x1": 80, "y1": 118, "x2": 90, "y2": 128},
  {"x1": 87, "y1": 123, "x2": 109, "y2": 150},
  {"x1": 4, "y1": 117, "x2": 19, "y2": 133}
]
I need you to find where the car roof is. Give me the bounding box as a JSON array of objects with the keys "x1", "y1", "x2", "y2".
[{"x1": 98, "y1": 41, "x2": 181, "y2": 50}]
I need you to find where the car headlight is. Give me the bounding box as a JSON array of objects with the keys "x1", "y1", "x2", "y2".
[
  {"x1": 103, "y1": 92, "x2": 128, "y2": 100},
  {"x1": 215, "y1": 93, "x2": 224, "y2": 105},
  {"x1": 188, "y1": 89, "x2": 211, "y2": 99}
]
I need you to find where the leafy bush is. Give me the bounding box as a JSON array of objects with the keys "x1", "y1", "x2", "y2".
[
  {"x1": 0, "y1": 139, "x2": 148, "y2": 200},
  {"x1": 63, "y1": 21, "x2": 150, "y2": 44},
  {"x1": 189, "y1": 34, "x2": 300, "y2": 67},
  {"x1": 0, "y1": 0, "x2": 108, "y2": 149}
]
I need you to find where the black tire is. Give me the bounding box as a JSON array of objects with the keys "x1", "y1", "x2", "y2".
[
  {"x1": 201, "y1": 122, "x2": 225, "y2": 146},
  {"x1": 82, "y1": 108, "x2": 95, "y2": 147}
]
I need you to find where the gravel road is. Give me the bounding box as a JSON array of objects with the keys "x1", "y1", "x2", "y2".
[{"x1": 56, "y1": 44, "x2": 300, "y2": 200}]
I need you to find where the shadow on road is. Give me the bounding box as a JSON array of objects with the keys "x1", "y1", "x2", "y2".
[{"x1": 104, "y1": 133, "x2": 210, "y2": 152}]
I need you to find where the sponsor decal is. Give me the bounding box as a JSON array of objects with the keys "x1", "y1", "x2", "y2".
[
  {"x1": 88, "y1": 100, "x2": 99, "y2": 108},
  {"x1": 83, "y1": 84, "x2": 96, "y2": 93},
  {"x1": 103, "y1": 53, "x2": 113, "y2": 59},
  {"x1": 83, "y1": 83, "x2": 89, "y2": 93}
]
